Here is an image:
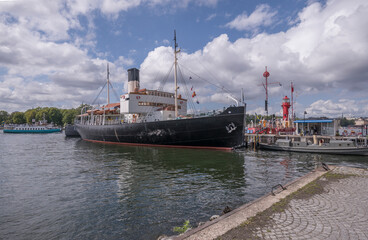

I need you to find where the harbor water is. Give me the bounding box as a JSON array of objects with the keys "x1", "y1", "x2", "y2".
[{"x1": 1, "y1": 132, "x2": 367, "y2": 239}]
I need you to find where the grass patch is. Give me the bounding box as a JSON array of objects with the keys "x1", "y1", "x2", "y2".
[
  {"x1": 173, "y1": 220, "x2": 191, "y2": 234},
  {"x1": 324, "y1": 172, "x2": 355, "y2": 180}
]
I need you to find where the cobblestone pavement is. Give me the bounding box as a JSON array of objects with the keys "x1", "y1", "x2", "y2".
[{"x1": 255, "y1": 167, "x2": 368, "y2": 240}]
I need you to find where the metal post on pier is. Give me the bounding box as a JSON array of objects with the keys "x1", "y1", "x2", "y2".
[
  {"x1": 303, "y1": 111, "x2": 307, "y2": 135},
  {"x1": 254, "y1": 136, "x2": 256, "y2": 151}
]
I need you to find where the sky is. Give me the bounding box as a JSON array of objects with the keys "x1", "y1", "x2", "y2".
[{"x1": 0, "y1": 0, "x2": 368, "y2": 118}]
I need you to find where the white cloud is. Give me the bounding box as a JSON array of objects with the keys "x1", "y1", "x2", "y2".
[
  {"x1": 138, "y1": 0, "x2": 368, "y2": 117},
  {"x1": 115, "y1": 56, "x2": 134, "y2": 66},
  {"x1": 0, "y1": 0, "x2": 76, "y2": 41},
  {"x1": 225, "y1": 4, "x2": 277, "y2": 31},
  {"x1": 305, "y1": 99, "x2": 368, "y2": 117},
  {"x1": 206, "y1": 13, "x2": 217, "y2": 21},
  {"x1": 0, "y1": 0, "x2": 367, "y2": 118}
]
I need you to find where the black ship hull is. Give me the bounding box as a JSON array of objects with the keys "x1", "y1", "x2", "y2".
[
  {"x1": 76, "y1": 106, "x2": 245, "y2": 150},
  {"x1": 65, "y1": 124, "x2": 81, "y2": 137}
]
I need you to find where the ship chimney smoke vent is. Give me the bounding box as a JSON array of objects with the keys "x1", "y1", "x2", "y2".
[{"x1": 127, "y1": 68, "x2": 140, "y2": 93}]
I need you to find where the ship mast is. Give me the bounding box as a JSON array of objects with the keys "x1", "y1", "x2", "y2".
[
  {"x1": 107, "y1": 62, "x2": 110, "y2": 105},
  {"x1": 174, "y1": 30, "x2": 180, "y2": 118},
  {"x1": 291, "y1": 81, "x2": 294, "y2": 122}
]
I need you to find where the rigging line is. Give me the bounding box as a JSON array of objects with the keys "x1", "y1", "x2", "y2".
[
  {"x1": 91, "y1": 82, "x2": 107, "y2": 105},
  {"x1": 158, "y1": 62, "x2": 175, "y2": 92},
  {"x1": 177, "y1": 66, "x2": 193, "y2": 112},
  {"x1": 179, "y1": 63, "x2": 238, "y2": 99},
  {"x1": 142, "y1": 63, "x2": 175, "y2": 120},
  {"x1": 82, "y1": 81, "x2": 105, "y2": 106},
  {"x1": 109, "y1": 82, "x2": 120, "y2": 102},
  {"x1": 177, "y1": 65, "x2": 197, "y2": 113},
  {"x1": 197, "y1": 60, "x2": 233, "y2": 94}
]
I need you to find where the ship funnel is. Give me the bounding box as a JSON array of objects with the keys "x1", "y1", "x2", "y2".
[{"x1": 127, "y1": 68, "x2": 140, "y2": 93}]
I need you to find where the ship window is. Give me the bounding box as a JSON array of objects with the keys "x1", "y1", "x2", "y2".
[{"x1": 347, "y1": 144, "x2": 350, "y2": 146}]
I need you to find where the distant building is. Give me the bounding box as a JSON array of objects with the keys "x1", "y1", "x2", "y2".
[{"x1": 355, "y1": 118, "x2": 368, "y2": 126}]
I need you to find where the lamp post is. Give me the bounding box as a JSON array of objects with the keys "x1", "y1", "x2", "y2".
[{"x1": 303, "y1": 111, "x2": 307, "y2": 135}]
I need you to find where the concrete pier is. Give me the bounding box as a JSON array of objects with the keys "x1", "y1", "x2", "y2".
[{"x1": 175, "y1": 165, "x2": 368, "y2": 240}]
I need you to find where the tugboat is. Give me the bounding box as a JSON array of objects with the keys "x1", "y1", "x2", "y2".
[{"x1": 75, "y1": 32, "x2": 246, "y2": 150}]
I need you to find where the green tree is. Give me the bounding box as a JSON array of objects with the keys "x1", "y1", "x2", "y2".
[
  {"x1": 11, "y1": 112, "x2": 26, "y2": 124},
  {"x1": 24, "y1": 109, "x2": 37, "y2": 124},
  {"x1": 340, "y1": 117, "x2": 355, "y2": 127},
  {"x1": 76, "y1": 103, "x2": 92, "y2": 115},
  {"x1": 62, "y1": 109, "x2": 77, "y2": 125},
  {"x1": 0, "y1": 110, "x2": 9, "y2": 125},
  {"x1": 35, "y1": 108, "x2": 49, "y2": 123},
  {"x1": 48, "y1": 107, "x2": 63, "y2": 125}
]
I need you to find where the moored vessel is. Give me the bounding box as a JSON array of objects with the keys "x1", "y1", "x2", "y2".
[
  {"x1": 64, "y1": 124, "x2": 81, "y2": 137},
  {"x1": 75, "y1": 32, "x2": 246, "y2": 150},
  {"x1": 3, "y1": 125, "x2": 61, "y2": 134},
  {"x1": 259, "y1": 138, "x2": 368, "y2": 156}
]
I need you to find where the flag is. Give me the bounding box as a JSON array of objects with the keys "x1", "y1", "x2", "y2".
[
  {"x1": 192, "y1": 91, "x2": 196, "y2": 98},
  {"x1": 190, "y1": 86, "x2": 193, "y2": 91},
  {"x1": 291, "y1": 86, "x2": 294, "y2": 92},
  {"x1": 196, "y1": 100, "x2": 199, "y2": 104}
]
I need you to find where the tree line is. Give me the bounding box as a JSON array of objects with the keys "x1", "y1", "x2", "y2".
[{"x1": 0, "y1": 104, "x2": 90, "y2": 126}]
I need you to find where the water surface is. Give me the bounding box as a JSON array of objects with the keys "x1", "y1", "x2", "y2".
[{"x1": 1, "y1": 132, "x2": 367, "y2": 239}]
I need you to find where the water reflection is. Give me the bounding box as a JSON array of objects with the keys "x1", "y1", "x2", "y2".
[
  {"x1": 72, "y1": 141, "x2": 322, "y2": 239},
  {"x1": 1, "y1": 134, "x2": 367, "y2": 240}
]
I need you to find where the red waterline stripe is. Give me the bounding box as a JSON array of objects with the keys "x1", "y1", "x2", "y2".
[{"x1": 83, "y1": 139, "x2": 232, "y2": 151}]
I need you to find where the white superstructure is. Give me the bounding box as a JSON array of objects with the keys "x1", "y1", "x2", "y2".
[{"x1": 120, "y1": 68, "x2": 187, "y2": 123}]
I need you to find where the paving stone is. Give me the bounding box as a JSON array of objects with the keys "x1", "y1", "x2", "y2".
[{"x1": 251, "y1": 166, "x2": 368, "y2": 240}]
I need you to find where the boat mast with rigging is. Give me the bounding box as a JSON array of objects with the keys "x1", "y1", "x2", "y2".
[{"x1": 174, "y1": 30, "x2": 180, "y2": 118}]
